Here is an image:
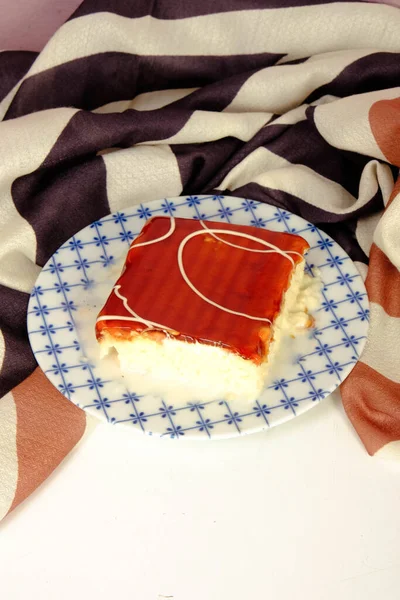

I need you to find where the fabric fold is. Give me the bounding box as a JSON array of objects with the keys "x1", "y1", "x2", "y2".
[{"x1": 1, "y1": 0, "x2": 400, "y2": 520}]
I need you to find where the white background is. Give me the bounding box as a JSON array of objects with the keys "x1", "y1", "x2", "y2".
[{"x1": 1, "y1": 390, "x2": 400, "y2": 600}]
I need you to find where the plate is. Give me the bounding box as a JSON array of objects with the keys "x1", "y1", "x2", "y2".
[{"x1": 27, "y1": 196, "x2": 369, "y2": 439}]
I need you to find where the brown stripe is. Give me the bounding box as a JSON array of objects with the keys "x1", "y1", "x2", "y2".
[
  {"x1": 366, "y1": 243, "x2": 400, "y2": 318},
  {"x1": 307, "y1": 52, "x2": 400, "y2": 106},
  {"x1": 71, "y1": 0, "x2": 341, "y2": 21},
  {"x1": 0, "y1": 284, "x2": 36, "y2": 399},
  {"x1": 230, "y1": 109, "x2": 397, "y2": 200},
  {"x1": 0, "y1": 51, "x2": 37, "y2": 103},
  {"x1": 12, "y1": 154, "x2": 109, "y2": 267},
  {"x1": 8, "y1": 368, "x2": 86, "y2": 514},
  {"x1": 5, "y1": 51, "x2": 282, "y2": 119},
  {"x1": 341, "y1": 361, "x2": 400, "y2": 456},
  {"x1": 173, "y1": 138, "x2": 242, "y2": 194},
  {"x1": 369, "y1": 97, "x2": 400, "y2": 166}
]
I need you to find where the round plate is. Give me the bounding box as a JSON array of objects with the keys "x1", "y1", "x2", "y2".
[{"x1": 27, "y1": 196, "x2": 369, "y2": 439}]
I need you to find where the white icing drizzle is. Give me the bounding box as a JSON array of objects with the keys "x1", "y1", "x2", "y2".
[
  {"x1": 96, "y1": 285, "x2": 178, "y2": 333},
  {"x1": 131, "y1": 214, "x2": 176, "y2": 248},
  {"x1": 178, "y1": 228, "x2": 297, "y2": 324},
  {"x1": 199, "y1": 220, "x2": 303, "y2": 260},
  {"x1": 96, "y1": 216, "x2": 305, "y2": 332}
]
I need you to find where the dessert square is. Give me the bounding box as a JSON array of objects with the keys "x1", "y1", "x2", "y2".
[{"x1": 96, "y1": 216, "x2": 310, "y2": 402}]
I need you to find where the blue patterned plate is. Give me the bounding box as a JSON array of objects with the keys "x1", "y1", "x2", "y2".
[{"x1": 27, "y1": 196, "x2": 369, "y2": 439}]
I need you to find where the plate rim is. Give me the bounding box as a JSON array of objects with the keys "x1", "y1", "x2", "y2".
[{"x1": 27, "y1": 195, "x2": 370, "y2": 439}]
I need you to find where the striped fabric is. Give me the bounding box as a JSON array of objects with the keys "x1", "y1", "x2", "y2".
[{"x1": 1, "y1": 0, "x2": 400, "y2": 520}]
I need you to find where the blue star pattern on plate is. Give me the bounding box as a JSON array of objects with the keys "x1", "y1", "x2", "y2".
[{"x1": 27, "y1": 196, "x2": 369, "y2": 439}]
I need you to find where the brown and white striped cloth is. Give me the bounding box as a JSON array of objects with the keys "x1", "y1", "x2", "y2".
[{"x1": 1, "y1": 0, "x2": 400, "y2": 521}]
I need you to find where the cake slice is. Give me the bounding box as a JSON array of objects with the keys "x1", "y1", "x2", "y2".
[{"x1": 95, "y1": 216, "x2": 310, "y2": 402}]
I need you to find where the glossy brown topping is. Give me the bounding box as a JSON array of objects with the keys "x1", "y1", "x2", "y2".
[{"x1": 96, "y1": 217, "x2": 309, "y2": 364}]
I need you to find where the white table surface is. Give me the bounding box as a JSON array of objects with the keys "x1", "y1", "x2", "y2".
[{"x1": 1, "y1": 390, "x2": 400, "y2": 600}]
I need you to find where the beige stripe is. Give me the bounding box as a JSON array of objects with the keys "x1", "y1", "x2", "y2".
[
  {"x1": 0, "y1": 252, "x2": 42, "y2": 294},
  {"x1": 219, "y1": 146, "x2": 376, "y2": 214},
  {"x1": 358, "y1": 161, "x2": 393, "y2": 206},
  {"x1": 225, "y1": 49, "x2": 376, "y2": 114},
  {"x1": 314, "y1": 87, "x2": 400, "y2": 161},
  {"x1": 159, "y1": 111, "x2": 272, "y2": 145},
  {"x1": 266, "y1": 104, "x2": 308, "y2": 126},
  {"x1": 103, "y1": 145, "x2": 183, "y2": 213},
  {"x1": 94, "y1": 88, "x2": 198, "y2": 114},
  {"x1": 0, "y1": 108, "x2": 77, "y2": 294},
  {"x1": 21, "y1": 6, "x2": 400, "y2": 78},
  {"x1": 0, "y1": 392, "x2": 18, "y2": 521},
  {"x1": 360, "y1": 302, "x2": 400, "y2": 384},
  {"x1": 355, "y1": 161, "x2": 393, "y2": 259},
  {"x1": 93, "y1": 100, "x2": 133, "y2": 114},
  {"x1": 356, "y1": 211, "x2": 383, "y2": 257},
  {"x1": 258, "y1": 95, "x2": 338, "y2": 129},
  {"x1": 354, "y1": 261, "x2": 368, "y2": 282},
  {"x1": 373, "y1": 193, "x2": 400, "y2": 271}
]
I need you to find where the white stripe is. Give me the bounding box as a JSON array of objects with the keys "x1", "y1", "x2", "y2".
[
  {"x1": 354, "y1": 261, "x2": 368, "y2": 282},
  {"x1": 157, "y1": 111, "x2": 272, "y2": 145},
  {"x1": 268, "y1": 104, "x2": 308, "y2": 126},
  {"x1": 360, "y1": 161, "x2": 394, "y2": 207},
  {"x1": 361, "y1": 302, "x2": 400, "y2": 384},
  {"x1": 373, "y1": 192, "x2": 400, "y2": 271},
  {"x1": 0, "y1": 393, "x2": 18, "y2": 521},
  {"x1": 93, "y1": 88, "x2": 198, "y2": 114},
  {"x1": 102, "y1": 145, "x2": 182, "y2": 212},
  {"x1": 260, "y1": 94, "x2": 337, "y2": 127},
  {"x1": 354, "y1": 161, "x2": 394, "y2": 257},
  {"x1": 93, "y1": 100, "x2": 133, "y2": 115},
  {"x1": 0, "y1": 252, "x2": 41, "y2": 294},
  {"x1": 356, "y1": 211, "x2": 383, "y2": 258},
  {"x1": 0, "y1": 108, "x2": 78, "y2": 294},
  {"x1": 22, "y1": 6, "x2": 400, "y2": 78},
  {"x1": 219, "y1": 147, "x2": 377, "y2": 214},
  {"x1": 313, "y1": 87, "x2": 400, "y2": 161},
  {"x1": 260, "y1": 95, "x2": 339, "y2": 129},
  {"x1": 225, "y1": 49, "x2": 376, "y2": 114}
]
